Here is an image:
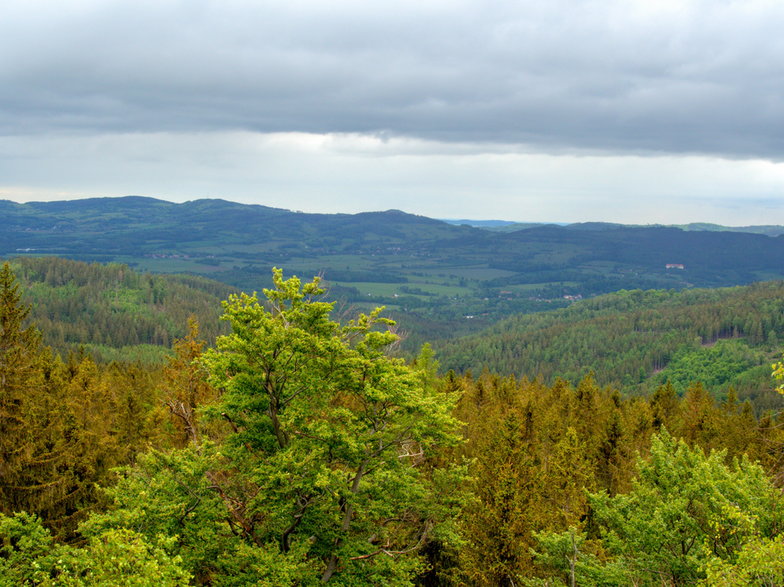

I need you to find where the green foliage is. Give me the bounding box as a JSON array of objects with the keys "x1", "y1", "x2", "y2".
[
  {"x1": 586, "y1": 429, "x2": 783, "y2": 585},
  {"x1": 80, "y1": 448, "x2": 237, "y2": 583},
  {"x1": 527, "y1": 527, "x2": 623, "y2": 587},
  {"x1": 772, "y1": 351, "x2": 784, "y2": 394},
  {"x1": 0, "y1": 512, "x2": 190, "y2": 586},
  {"x1": 83, "y1": 448, "x2": 318, "y2": 584},
  {"x1": 210, "y1": 539, "x2": 312, "y2": 586},
  {"x1": 201, "y1": 268, "x2": 465, "y2": 584},
  {"x1": 9, "y1": 256, "x2": 233, "y2": 362},
  {"x1": 57, "y1": 529, "x2": 191, "y2": 586},
  {"x1": 78, "y1": 343, "x2": 173, "y2": 365},
  {"x1": 703, "y1": 535, "x2": 784, "y2": 586},
  {"x1": 0, "y1": 512, "x2": 63, "y2": 585},
  {"x1": 658, "y1": 339, "x2": 764, "y2": 394}
]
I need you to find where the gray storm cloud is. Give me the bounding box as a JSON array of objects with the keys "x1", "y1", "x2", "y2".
[{"x1": 2, "y1": 0, "x2": 784, "y2": 160}]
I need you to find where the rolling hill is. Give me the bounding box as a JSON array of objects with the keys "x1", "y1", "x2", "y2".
[
  {"x1": 435, "y1": 282, "x2": 784, "y2": 410},
  {"x1": 7, "y1": 256, "x2": 236, "y2": 362},
  {"x1": 4, "y1": 196, "x2": 784, "y2": 351}
]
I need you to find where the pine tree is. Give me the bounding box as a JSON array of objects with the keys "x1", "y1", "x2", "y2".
[
  {"x1": 0, "y1": 263, "x2": 66, "y2": 523},
  {"x1": 0, "y1": 263, "x2": 115, "y2": 539},
  {"x1": 162, "y1": 317, "x2": 217, "y2": 448}
]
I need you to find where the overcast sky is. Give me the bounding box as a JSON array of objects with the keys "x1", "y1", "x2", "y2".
[{"x1": 2, "y1": 0, "x2": 784, "y2": 224}]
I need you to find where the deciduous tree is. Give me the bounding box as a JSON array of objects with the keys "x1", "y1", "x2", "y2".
[{"x1": 200, "y1": 269, "x2": 465, "y2": 584}]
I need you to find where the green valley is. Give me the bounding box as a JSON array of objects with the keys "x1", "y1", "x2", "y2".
[{"x1": 5, "y1": 196, "x2": 784, "y2": 353}]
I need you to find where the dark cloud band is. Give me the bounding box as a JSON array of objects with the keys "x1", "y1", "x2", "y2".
[{"x1": 1, "y1": 1, "x2": 783, "y2": 160}]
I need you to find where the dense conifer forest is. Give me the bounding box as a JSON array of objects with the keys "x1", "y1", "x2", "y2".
[
  {"x1": 8, "y1": 256, "x2": 234, "y2": 363},
  {"x1": 0, "y1": 259, "x2": 783, "y2": 584},
  {"x1": 437, "y1": 283, "x2": 784, "y2": 411}
]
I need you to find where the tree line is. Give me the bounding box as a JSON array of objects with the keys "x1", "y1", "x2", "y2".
[{"x1": 1, "y1": 263, "x2": 784, "y2": 584}]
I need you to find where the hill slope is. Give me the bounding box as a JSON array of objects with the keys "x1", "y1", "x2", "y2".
[
  {"x1": 9, "y1": 256, "x2": 236, "y2": 362},
  {"x1": 5, "y1": 196, "x2": 784, "y2": 351},
  {"x1": 436, "y1": 282, "x2": 784, "y2": 410},
  {"x1": 5, "y1": 197, "x2": 784, "y2": 293}
]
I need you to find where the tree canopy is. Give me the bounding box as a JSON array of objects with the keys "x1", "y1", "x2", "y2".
[{"x1": 2, "y1": 263, "x2": 784, "y2": 585}]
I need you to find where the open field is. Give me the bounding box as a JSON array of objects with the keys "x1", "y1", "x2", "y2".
[{"x1": 6, "y1": 197, "x2": 784, "y2": 351}]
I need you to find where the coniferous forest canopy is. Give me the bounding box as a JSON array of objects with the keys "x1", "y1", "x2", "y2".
[{"x1": 1, "y1": 246, "x2": 784, "y2": 584}]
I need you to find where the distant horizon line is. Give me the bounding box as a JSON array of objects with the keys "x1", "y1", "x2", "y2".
[{"x1": 2, "y1": 193, "x2": 783, "y2": 231}]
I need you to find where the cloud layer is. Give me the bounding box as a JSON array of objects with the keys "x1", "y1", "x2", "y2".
[
  {"x1": 2, "y1": 0, "x2": 784, "y2": 222},
  {"x1": 5, "y1": 0, "x2": 784, "y2": 157}
]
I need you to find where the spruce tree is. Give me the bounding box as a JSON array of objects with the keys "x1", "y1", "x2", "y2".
[
  {"x1": 0, "y1": 262, "x2": 57, "y2": 517},
  {"x1": 0, "y1": 263, "x2": 86, "y2": 538},
  {"x1": 162, "y1": 317, "x2": 216, "y2": 449}
]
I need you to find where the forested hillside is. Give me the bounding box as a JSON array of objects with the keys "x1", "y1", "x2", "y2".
[
  {"x1": 6, "y1": 197, "x2": 784, "y2": 352},
  {"x1": 2, "y1": 264, "x2": 784, "y2": 585},
  {"x1": 437, "y1": 283, "x2": 784, "y2": 409},
  {"x1": 8, "y1": 256, "x2": 235, "y2": 362},
  {"x1": 8, "y1": 256, "x2": 784, "y2": 410}
]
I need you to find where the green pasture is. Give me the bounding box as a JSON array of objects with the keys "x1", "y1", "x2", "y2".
[
  {"x1": 579, "y1": 261, "x2": 621, "y2": 274},
  {"x1": 119, "y1": 257, "x2": 230, "y2": 275},
  {"x1": 499, "y1": 282, "x2": 581, "y2": 294},
  {"x1": 441, "y1": 266, "x2": 518, "y2": 280},
  {"x1": 332, "y1": 280, "x2": 472, "y2": 298}
]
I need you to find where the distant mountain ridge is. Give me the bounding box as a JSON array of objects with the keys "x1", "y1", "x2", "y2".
[
  {"x1": 1, "y1": 196, "x2": 459, "y2": 252},
  {"x1": 4, "y1": 196, "x2": 784, "y2": 351},
  {"x1": 6, "y1": 196, "x2": 783, "y2": 239},
  {"x1": 443, "y1": 217, "x2": 784, "y2": 236},
  {"x1": 3, "y1": 197, "x2": 783, "y2": 286}
]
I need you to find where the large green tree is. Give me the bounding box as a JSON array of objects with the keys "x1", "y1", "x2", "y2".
[
  {"x1": 201, "y1": 269, "x2": 465, "y2": 584},
  {"x1": 87, "y1": 269, "x2": 464, "y2": 584}
]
